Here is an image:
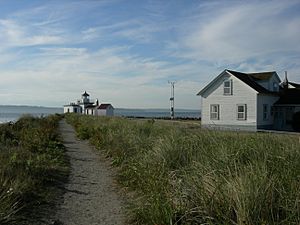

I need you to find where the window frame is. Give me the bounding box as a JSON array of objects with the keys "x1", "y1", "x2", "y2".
[
  {"x1": 223, "y1": 79, "x2": 233, "y2": 95},
  {"x1": 263, "y1": 104, "x2": 268, "y2": 121},
  {"x1": 237, "y1": 104, "x2": 247, "y2": 120},
  {"x1": 210, "y1": 104, "x2": 220, "y2": 120},
  {"x1": 273, "y1": 82, "x2": 278, "y2": 92}
]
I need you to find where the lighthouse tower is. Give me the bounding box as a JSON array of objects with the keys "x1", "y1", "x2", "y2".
[
  {"x1": 82, "y1": 91, "x2": 90, "y2": 104},
  {"x1": 80, "y1": 91, "x2": 92, "y2": 114}
]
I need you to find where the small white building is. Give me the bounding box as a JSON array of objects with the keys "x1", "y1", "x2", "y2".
[
  {"x1": 85, "y1": 105, "x2": 96, "y2": 115},
  {"x1": 197, "y1": 69, "x2": 300, "y2": 131},
  {"x1": 96, "y1": 104, "x2": 114, "y2": 116},
  {"x1": 63, "y1": 103, "x2": 82, "y2": 114}
]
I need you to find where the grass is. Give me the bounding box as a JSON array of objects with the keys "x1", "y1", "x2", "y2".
[
  {"x1": 0, "y1": 114, "x2": 68, "y2": 225},
  {"x1": 66, "y1": 114, "x2": 300, "y2": 225}
]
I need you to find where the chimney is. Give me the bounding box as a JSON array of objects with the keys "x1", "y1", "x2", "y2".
[{"x1": 283, "y1": 71, "x2": 289, "y2": 90}]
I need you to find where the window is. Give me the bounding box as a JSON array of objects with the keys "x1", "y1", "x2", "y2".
[
  {"x1": 224, "y1": 80, "x2": 232, "y2": 95},
  {"x1": 263, "y1": 104, "x2": 268, "y2": 120},
  {"x1": 273, "y1": 82, "x2": 278, "y2": 92},
  {"x1": 210, "y1": 104, "x2": 220, "y2": 120},
  {"x1": 270, "y1": 106, "x2": 274, "y2": 116},
  {"x1": 237, "y1": 104, "x2": 247, "y2": 120}
]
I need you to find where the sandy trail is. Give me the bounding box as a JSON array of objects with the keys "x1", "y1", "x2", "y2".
[{"x1": 55, "y1": 120, "x2": 126, "y2": 225}]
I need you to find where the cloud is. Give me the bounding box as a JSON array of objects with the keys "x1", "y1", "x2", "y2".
[
  {"x1": 0, "y1": 44, "x2": 203, "y2": 108},
  {"x1": 81, "y1": 18, "x2": 164, "y2": 44},
  {"x1": 0, "y1": 0, "x2": 299, "y2": 109},
  {"x1": 174, "y1": 1, "x2": 300, "y2": 63},
  {"x1": 0, "y1": 19, "x2": 64, "y2": 48}
]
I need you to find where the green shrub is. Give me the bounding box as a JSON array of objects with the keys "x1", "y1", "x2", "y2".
[{"x1": 0, "y1": 115, "x2": 68, "y2": 224}]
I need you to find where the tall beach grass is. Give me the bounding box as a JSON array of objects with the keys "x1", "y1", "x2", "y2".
[
  {"x1": 66, "y1": 114, "x2": 300, "y2": 225},
  {"x1": 0, "y1": 115, "x2": 68, "y2": 224}
]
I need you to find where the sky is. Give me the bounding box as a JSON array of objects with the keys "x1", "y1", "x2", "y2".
[{"x1": 0, "y1": 0, "x2": 299, "y2": 109}]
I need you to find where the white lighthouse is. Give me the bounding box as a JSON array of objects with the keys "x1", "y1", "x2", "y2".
[{"x1": 81, "y1": 91, "x2": 90, "y2": 104}]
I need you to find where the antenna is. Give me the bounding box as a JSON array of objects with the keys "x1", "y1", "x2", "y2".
[{"x1": 168, "y1": 80, "x2": 176, "y2": 119}]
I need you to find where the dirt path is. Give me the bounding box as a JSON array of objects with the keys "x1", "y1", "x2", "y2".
[{"x1": 55, "y1": 120, "x2": 126, "y2": 225}]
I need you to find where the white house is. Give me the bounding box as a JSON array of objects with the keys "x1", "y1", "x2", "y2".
[
  {"x1": 96, "y1": 104, "x2": 114, "y2": 116},
  {"x1": 197, "y1": 69, "x2": 300, "y2": 131}
]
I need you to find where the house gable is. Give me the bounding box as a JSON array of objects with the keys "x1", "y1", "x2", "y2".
[
  {"x1": 249, "y1": 72, "x2": 281, "y2": 92},
  {"x1": 197, "y1": 70, "x2": 260, "y2": 98},
  {"x1": 197, "y1": 70, "x2": 228, "y2": 97},
  {"x1": 226, "y1": 70, "x2": 279, "y2": 94}
]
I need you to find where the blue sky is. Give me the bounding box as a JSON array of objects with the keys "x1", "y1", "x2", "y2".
[{"x1": 0, "y1": 0, "x2": 299, "y2": 109}]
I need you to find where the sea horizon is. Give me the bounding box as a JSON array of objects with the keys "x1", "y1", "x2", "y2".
[
  {"x1": 0, "y1": 105, "x2": 201, "y2": 123},
  {"x1": 0, "y1": 104, "x2": 200, "y2": 111}
]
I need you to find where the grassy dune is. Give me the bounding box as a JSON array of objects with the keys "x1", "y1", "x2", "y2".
[
  {"x1": 66, "y1": 114, "x2": 300, "y2": 225},
  {"x1": 0, "y1": 115, "x2": 68, "y2": 224}
]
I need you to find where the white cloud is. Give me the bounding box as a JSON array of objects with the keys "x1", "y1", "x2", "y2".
[
  {"x1": 175, "y1": 1, "x2": 300, "y2": 63},
  {"x1": 0, "y1": 44, "x2": 202, "y2": 108},
  {"x1": 0, "y1": 19, "x2": 64, "y2": 48},
  {"x1": 0, "y1": 1, "x2": 299, "y2": 109}
]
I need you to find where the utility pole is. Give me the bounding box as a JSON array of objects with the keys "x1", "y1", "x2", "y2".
[{"x1": 168, "y1": 81, "x2": 176, "y2": 119}]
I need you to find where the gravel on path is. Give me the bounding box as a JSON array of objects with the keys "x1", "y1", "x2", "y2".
[{"x1": 55, "y1": 120, "x2": 126, "y2": 225}]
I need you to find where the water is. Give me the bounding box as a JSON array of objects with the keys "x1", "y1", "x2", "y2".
[
  {"x1": 115, "y1": 108, "x2": 200, "y2": 119},
  {"x1": 0, "y1": 105, "x2": 63, "y2": 123},
  {"x1": 0, "y1": 106, "x2": 200, "y2": 123}
]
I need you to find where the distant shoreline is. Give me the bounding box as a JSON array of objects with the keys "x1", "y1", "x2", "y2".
[{"x1": 0, "y1": 105, "x2": 201, "y2": 124}]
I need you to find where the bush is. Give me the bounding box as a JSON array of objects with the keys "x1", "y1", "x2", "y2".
[{"x1": 0, "y1": 115, "x2": 68, "y2": 224}]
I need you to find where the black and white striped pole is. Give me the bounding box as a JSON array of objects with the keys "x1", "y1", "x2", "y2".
[{"x1": 168, "y1": 81, "x2": 176, "y2": 119}]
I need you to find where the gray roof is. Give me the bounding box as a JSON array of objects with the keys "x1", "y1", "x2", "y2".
[
  {"x1": 85, "y1": 104, "x2": 96, "y2": 109},
  {"x1": 197, "y1": 69, "x2": 279, "y2": 96},
  {"x1": 82, "y1": 91, "x2": 90, "y2": 97},
  {"x1": 275, "y1": 88, "x2": 300, "y2": 105},
  {"x1": 289, "y1": 82, "x2": 300, "y2": 89},
  {"x1": 97, "y1": 104, "x2": 114, "y2": 109},
  {"x1": 64, "y1": 103, "x2": 81, "y2": 107},
  {"x1": 227, "y1": 70, "x2": 276, "y2": 94}
]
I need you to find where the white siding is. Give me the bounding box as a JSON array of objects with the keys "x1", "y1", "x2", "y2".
[
  {"x1": 63, "y1": 106, "x2": 72, "y2": 113},
  {"x1": 97, "y1": 109, "x2": 106, "y2": 116},
  {"x1": 63, "y1": 105, "x2": 81, "y2": 114},
  {"x1": 97, "y1": 107, "x2": 114, "y2": 116},
  {"x1": 201, "y1": 73, "x2": 257, "y2": 129},
  {"x1": 256, "y1": 94, "x2": 279, "y2": 128},
  {"x1": 86, "y1": 108, "x2": 94, "y2": 115},
  {"x1": 106, "y1": 107, "x2": 114, "y2": 116}
]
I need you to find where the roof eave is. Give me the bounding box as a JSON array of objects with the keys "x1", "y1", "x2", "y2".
[
  {"x1": 274, "y1": 104, "x2": 300, "y2": 106},
  {"x1": 257, "y1": 92, "x2": 280, "y2": 96},
  {"x1": 227, "y1": 70, "x2": 273, "y2": 94},
  {"x1": 196, "y1": 69, "x2": 228, "y2": 96}
]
